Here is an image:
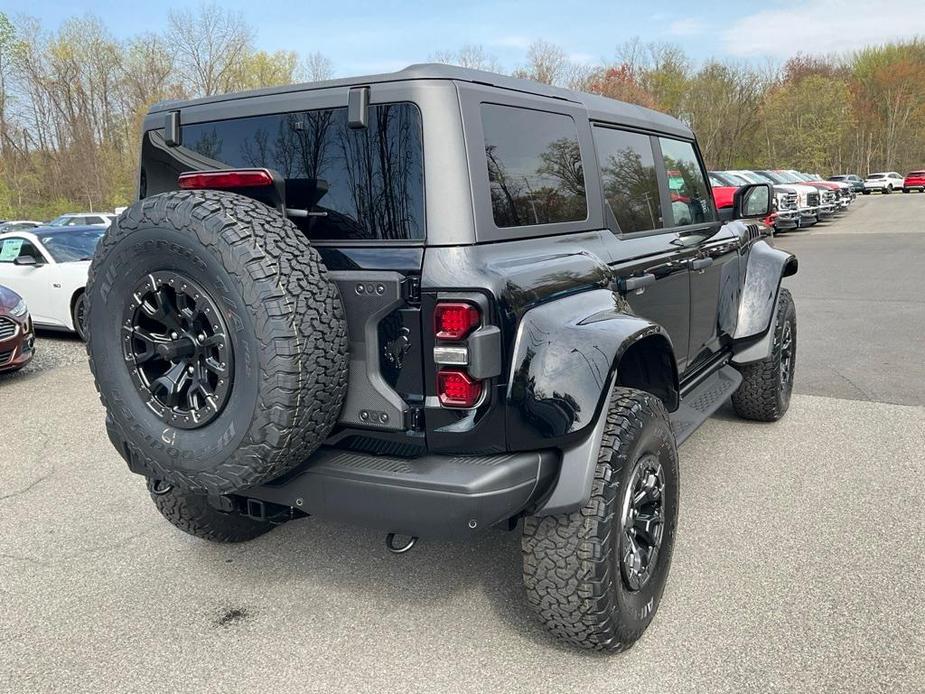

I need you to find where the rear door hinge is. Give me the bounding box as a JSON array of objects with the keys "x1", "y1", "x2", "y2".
[{"x1": 402, "y1": 276, "x2": 421, "y2": 305}]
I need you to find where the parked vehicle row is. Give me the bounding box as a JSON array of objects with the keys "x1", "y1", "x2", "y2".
[
  {"x1": 710, "y1": 168, "x2": 855, "y2": 234},
  {"x1": 855, "y1": 171, "x2": 925, "y2": 194}
]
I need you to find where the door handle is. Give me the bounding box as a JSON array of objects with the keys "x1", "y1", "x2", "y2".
[
  {"x1": 690, "y1": 257, "x2": 714, "y2": 271},
  {"x1": 618, "y1": 273, "x2": 656, "y2": 292}
]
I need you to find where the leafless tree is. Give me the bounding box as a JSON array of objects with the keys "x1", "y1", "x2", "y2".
[
  {"x1": 299, "y1": 51, "x2": 334, "y2": 82},
  {"x1": 431, "y1": 44, "x2": 500, "y2": 72},
  {"x1": 167, "y1": 4, "x2": 254, "y2": 96}
]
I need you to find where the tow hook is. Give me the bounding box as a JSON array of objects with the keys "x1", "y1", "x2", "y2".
[{"x1": 385, "y1": 533, "x2": 417, "y2": 554}]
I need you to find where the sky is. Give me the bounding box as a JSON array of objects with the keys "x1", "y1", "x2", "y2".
[{"x1": 2, "y1": 0, "x2": 923, "y2": 76}]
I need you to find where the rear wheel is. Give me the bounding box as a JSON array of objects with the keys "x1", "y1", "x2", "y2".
[
  {"x1": 884, "y1": 185, "x2": 893, "y2": 194},
  {"x1": 522, "y1": 389, "x2": 679, "y2": 651},
  {"x1": 147, "y1": 479, "x2": 278, "y2": 542},
  {"x1": 732, "y1": 288, "x2": 796, "y2": 421}
]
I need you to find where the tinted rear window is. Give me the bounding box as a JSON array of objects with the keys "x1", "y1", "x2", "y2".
[
  {"x1": 480, "y1": 104, "x2": 587, "y2": 228},
  {"x1": 593, "y1": 126, "x2": 662, "y2": 234},
  {"x1": 145, "y1": 103, "x2": 425, "y2": 242}
]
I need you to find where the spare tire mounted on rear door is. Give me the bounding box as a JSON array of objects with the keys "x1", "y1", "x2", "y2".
[{"x1": 85, "y1": 190, "x2": 349, "y2": 496}]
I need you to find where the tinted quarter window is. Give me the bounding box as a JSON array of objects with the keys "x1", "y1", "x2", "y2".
[
  {"x1": 658, "y1": 137, "x2": 715, "y2": 227},
  {"x1": 592, "y1": 127, "x2": 662, "y2": 234},
  {"x1": 166, "y1": 103, "x2": 424, "y2": 242},
  {"x1": 481, "y1": 104, "x2": 587, "y2": 228}
]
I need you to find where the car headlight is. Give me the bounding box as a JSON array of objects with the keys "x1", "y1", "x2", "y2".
[{"x1": 10, "y1": 299, "x2": 28, "y2": 318}]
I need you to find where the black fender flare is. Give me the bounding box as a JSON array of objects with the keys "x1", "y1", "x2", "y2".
[
  {"x1": 732, "y1": 240, "x2": 798, "y2": 363},
  {"x1": 506, "y1": 288, "x2": 680, "y2": 513}
]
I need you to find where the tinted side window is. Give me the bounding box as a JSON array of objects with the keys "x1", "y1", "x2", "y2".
[
  {"x1": 592, "y1": 127, "x2": 662, "y2": 234},
  {"x1": 152, "y1": 103, "x2": 425, "y2": 242},
  {"x1": 658, "y1": 138, "x2": 715, "y2": 227},
  {"x1": 481, "y1": 104, "x2": 587, "y2": 228}
]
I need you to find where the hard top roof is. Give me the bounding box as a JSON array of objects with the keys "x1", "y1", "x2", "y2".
[{"x1": 148, "y1": 63, "x2": 692, "y2": 139}]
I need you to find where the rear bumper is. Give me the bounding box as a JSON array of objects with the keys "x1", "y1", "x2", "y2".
[{"x1": 246, "y1": 447, "x2": 559, "y2": 539}]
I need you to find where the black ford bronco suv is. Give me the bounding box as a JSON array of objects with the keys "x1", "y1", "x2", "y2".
[{"x1": 85, "y1": 65, "x2": 797, "y2": 652}]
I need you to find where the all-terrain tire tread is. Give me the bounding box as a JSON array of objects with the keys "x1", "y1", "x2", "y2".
[
  {"x1": 86, "y1": 190, "x2": 348, "y2": 495},
  {"x1": 731, "y1": 288, "x2": 796, "y2": 422},
  {"x1": 149, "y1": 485, "x2": 274, "y2": 542},
  {"x1": 522, "y1": 389, "x2": 676, "y2": 652}
]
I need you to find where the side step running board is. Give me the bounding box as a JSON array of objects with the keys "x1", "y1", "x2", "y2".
[{"x1": 670, "y1": 365, "x2": 742, "y2": 446}]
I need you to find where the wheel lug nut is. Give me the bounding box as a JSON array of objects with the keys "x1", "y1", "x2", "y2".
[{"x1": 170, "y1": 332, "x2": 178, "y2": 339}]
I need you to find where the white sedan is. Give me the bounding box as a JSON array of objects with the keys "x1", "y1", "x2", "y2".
[{"x1": 0, "y1": 226, "x2": 105, "y2": 340}]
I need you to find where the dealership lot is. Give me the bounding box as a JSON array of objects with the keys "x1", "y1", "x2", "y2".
[{"x1": 1, "y1": 194, "x2": 923, "y2": 693}]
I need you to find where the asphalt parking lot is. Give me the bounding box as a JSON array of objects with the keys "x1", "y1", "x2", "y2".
[{"x1": 1, "y1": 194, "x2": 923, "y2": 693}]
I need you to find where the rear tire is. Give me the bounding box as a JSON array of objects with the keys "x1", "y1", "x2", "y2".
[
  {"x1": 522, "y1": 389, "x2": 679, "y2": 652},
  {"x1": 732, "y1": 288, "x2": 796, "y2": 422},
  {"x1": 148, "y1": 479, "x2": 277, "y2": 542}
]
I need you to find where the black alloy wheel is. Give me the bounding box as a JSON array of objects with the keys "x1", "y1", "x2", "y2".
[
  {"x1": 72, "y1": 293, "x2": 88, "y2": 341},
  {"x1": 122, "y1": 270, "x2": 232, "y2": 430},
  {"x1": 619, "y1": 455, "x2": 666, "y2": 591},
  {"x1": 779, "y1": 319, "x2": 795, "y2": 389}
]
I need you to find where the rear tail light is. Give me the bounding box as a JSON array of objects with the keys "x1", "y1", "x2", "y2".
[
  {"x1": 433, "y1": 301, "x2": 485, "y2": 408},
  {"x1": 178, "y1": 169, "x2": 274, "y2": 190},
  {"x1": 437, "y1": 369, "x2": 482, "y2": 408},
  {"x1": 434, "y1": 302, "x2": 480, "y2": 341}
]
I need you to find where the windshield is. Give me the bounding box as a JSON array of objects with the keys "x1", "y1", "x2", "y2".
[
  {"x1": 829, "y1": 176, "x2": 846, "y2": 181},
  {"x1": 40, "y1": 229, "x2": 104, "y2": 262},
  {"x1": 722, "y1": 173, "x2": 749, "y2": 186},
  {"x1": 750, "y1": 171, "x2": 781, "y2": 184},
  {"x1": 771, "y1": 171, "x2": 803, "y2": 184}
]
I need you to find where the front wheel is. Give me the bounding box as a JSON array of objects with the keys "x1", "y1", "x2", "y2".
[
  {"x1": 72, "y1": 292, "x2": 88, "y2": 341},
  {"x1": 884, "y1": 185, "x2": 893, "y2": 194},
  {"x1": 732, "y1": 288, "x2": 796, "y2": 421},
  {"x1": 522, "y1": 389, "x2": 679, "y2": 652}
]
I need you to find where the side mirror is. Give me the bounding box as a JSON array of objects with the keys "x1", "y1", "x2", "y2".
[
  {"x1": 733, "y1": 183, "x2": 773, "y2": 220},
  {"x1": 13, "y1": 255, "x2": 40, "y2": 267}
]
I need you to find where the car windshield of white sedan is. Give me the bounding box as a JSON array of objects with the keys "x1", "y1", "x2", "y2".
[{"x1": 40, "y1": 230, "x2": 104, "y2": 262}]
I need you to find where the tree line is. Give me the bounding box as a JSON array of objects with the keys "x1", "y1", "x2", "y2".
[{"x1": 0, "y1": 7, "x2": 922, "y2": 220}]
